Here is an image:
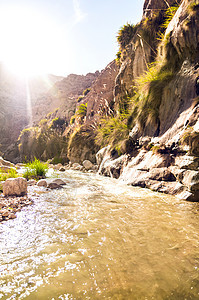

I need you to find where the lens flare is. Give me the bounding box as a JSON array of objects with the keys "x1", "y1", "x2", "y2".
[{"x1": 0, "y1": 6, "x2": 66, "y2": 77}]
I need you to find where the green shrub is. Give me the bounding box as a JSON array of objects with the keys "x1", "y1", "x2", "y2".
[
  {"x1": 76, "y1": 103, "x2": 87, "y2": 118},
  {"x1": 161, "y1": 5, "x2": 180, "y2": 30},
  {"x1": 181, "y1": 127, "x2": 197, "y2": 144},
  {"x1": 83, "y1": 88, "x2": 91, "y2": 96},
  {"x1": 115, "y1": 51, "x2": 122, "y2": 65},
  {"x1": 23, "y1": 158, "x2": 48, "y2": 180},
  {"x1": 117, "y1": 23, "x2": 138, "y2": 49},
  {"x1": 188, "y1": 1, "x2": 199, "y2": 13},
  {"x1": 39, "y1": 118, "x2": 48, "y2": 126},
  {"x1": 70, "y1": 115, "x2": 76, "y2": 124},
  {"x1": 127, "y1": 61, "x2": 174, "y2": 132},
  {"x1": 77, "y1": 96, "x2": 84, "y2": 103},
  {"x1": 50, "y1": 117, "x2": 66, "y2": 130},
  {"x1": 96, "y1": 114, "x2": 129, "y2": 154},
  {"x1": 0, "y1": 168, "x2": 18, "y2": 181}
]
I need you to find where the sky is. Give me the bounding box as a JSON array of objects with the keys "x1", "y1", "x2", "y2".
[{"x1": 0, "y1": 0, "x2": 144, "y2": 77}]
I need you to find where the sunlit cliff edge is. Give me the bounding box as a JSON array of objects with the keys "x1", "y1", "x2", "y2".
[{"x1": 1, "y1": 0, "x2": 199, "y2": 201}]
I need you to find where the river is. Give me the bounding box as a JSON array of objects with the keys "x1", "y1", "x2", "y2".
[{"x1": 0, "y1": 170, "x2": 199, "y2": 299}]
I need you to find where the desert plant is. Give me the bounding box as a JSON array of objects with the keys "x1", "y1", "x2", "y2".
[
  {"x1": 188, "y1": 1, "x2": 199, "y2": 13},
  {"x1": 23, "y1": 158, "x2": 48, "y2": 180},
  {"x1": 50, "y1": 117, "x2": 66, "y2": 131},
  {"x1": 70, "y1": 115, "x2": 76, "y2": 124},
  {"x1": 96, "y1": 114, "x2": 129, "y2": 154},
  {"x1": 117, "y1": 23, "x2": 138, "y2": 49},
  {"x1": 161, "y1": 5, "x2": 180, "y2": 30},
  {"x1": 83, "y1": 88, "x2": 91, "y2": 96},
  {"x1": 77, "y1": 96, "x2": 84, "y2": 103},
  {"x1": 0, "y1": 168, "x2": 18, "y2": 181},
  {"x1": 39, "y1": 118, "x2": 48, "y2": 126},
  {"x1": 76, "y1": 103, "x2": 87, "y2": 118},
  {"x1": 115, "y1": 51, "x2": 122, "y2": 64},
  {"x1": 127, "y1": 60, "x2": 174, "y2": 132}
]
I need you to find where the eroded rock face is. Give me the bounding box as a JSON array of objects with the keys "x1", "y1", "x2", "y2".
[
  {"x1": 0, "y1": 68, "x2": 64, "y2": 161},
  {"x1": 143, "y1": 0, "x2": 179, "y2": 18},
  {"x1": 3, "y1": 177, "x2": 27, "y2": 197},
  {"x1": 0, "y1": 157, "x2": 15, "y2": 167},
  {"x1": 2, "y1": 70, "x2": 100, "y2": 162},
  {"x1": 96, "y1": 146, "x2": 199, "y2": 201},
  {"x1": 32, "y1": 72, "x2": 99, "y2": 125}
]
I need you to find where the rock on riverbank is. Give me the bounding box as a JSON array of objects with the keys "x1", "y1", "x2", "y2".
[
  {"x1": 0, "y1": 195, "x2": 33, "y2": 222},
  {"x1": 97, "y1": 146, "x2": 199, "y2": 202}
]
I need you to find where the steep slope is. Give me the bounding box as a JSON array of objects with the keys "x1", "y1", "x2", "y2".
[
  {"x1": 5, "y1": 0, "x2": 199, "y2": 200},
  {"x1": 0, "y1": 64, "x2": 63, "y2": 156},
  {"x1": 97, "y1": 0, "x2": 199, "y2": 201},
  {"x1": 32, "y1": 72, "x2": 99, "y2": 125},
  {"x1": 67, "y1": 61, "x2": 119, "y2": 163},
  {"x1": 15, "y1": 71, "x2": 100, "y2": 163},
  {"x1": 1, "y1": 68, "x2": 99, "y2": 162}
]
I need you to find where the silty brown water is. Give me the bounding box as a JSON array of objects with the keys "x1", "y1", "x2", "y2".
[{"x1": 0, "y1": 170, "x2": 199, "y2": 299}]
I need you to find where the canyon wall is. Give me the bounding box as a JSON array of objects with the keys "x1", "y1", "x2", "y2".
[
  {"x1": 97, "y1": 0, "x2": 199, "y2": 201},
  {"x1": 1, "y1": 0, "x2": 199, "y2": 201}
]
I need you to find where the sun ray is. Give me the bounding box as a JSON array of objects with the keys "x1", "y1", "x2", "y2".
[
  {"x1": 0, "y1": 6, "x2": 67, "y2": 77},
  {"x1": 25, "y1": 78, "x2": 33, "y2": 126}
]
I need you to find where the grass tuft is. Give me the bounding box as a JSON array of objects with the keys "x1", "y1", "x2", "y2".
[
  {"x1": 0, "y1": 168, "x2": 19, "y2": 181},
  {"x1": 76, "y1": 103, "x2": 87, "y2": 118},
  {"x1": 160, "y1": 5, "x2": 179, "y2": 30},
  {"x1": 23, "y1": 158, "x2": 48, "y2": 180},
  {"x1": 95, "y1": 114, "x2": 129, "y2": 154},
  {"x1": 127, "y1": 61, "x2": 174, "y2": 132},
  {"x1": 117, "y1": 23, "x2": 138, "y2": 49}
]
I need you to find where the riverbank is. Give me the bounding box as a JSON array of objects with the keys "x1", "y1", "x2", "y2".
[
  {"x1": 96, "y1": 145, "x2": 199, "y2": 202},
  {"x1": 0, "y1": 150, "x2": 198, "y2": 225},
  {"x1": 0, "y1": 169, "x2": 199, "y2": 299},
  {"x1": 0, "y1": 194, "x2": 33, "y2": 222}
]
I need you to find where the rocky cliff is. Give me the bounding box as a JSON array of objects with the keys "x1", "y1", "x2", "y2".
[
  {"x1": 97, "y1": 0, "x2": 199, "y2": 201},
  {"x1": 32, "y1": 72, "x2": 99, "y2": 125},
  {"x1": 1, "y1": 69, "x2": 99, "y2": 162},
  {"x1": 0, "y1": 64, "x2": 64, "y2": 156},
  {"x1": 67, "y1": 61, "x2": 119, "y2": 164},
  {"x1": 2, "y1": 0, "x2": 199, "y2": 201}
]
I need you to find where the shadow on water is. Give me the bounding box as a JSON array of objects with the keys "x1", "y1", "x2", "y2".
[{"x1": 0, "y1": 170, "x2": 199, "y2": 299}]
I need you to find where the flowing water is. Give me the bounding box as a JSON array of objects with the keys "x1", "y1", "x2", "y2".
[{"x1": 0, "y1": 170, "x2": 199, "y2": 299}]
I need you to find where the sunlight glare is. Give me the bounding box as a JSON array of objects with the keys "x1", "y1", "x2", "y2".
[{"x1": 0, "y1": 7, "x2": 67, "y2": 77}]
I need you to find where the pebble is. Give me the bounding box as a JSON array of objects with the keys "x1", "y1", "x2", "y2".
[{"x1": 0, "y1": 194, "x2": 33, "y2": 222}]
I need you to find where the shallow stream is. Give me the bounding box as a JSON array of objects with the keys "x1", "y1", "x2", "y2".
[{"x1": 0, "y1": 170, "x2": 199, "y2": 299}]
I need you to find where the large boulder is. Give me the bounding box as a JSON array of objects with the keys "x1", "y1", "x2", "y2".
[
  {"x1": 177, "y1": 191, "x2": 199, "y2": 202},
  {"x1": 3, "y1": 177, "x2": 27, "y2": 197},
  {"x1": 59, "y1": 167, "x2": 66, "y2": 172}
]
